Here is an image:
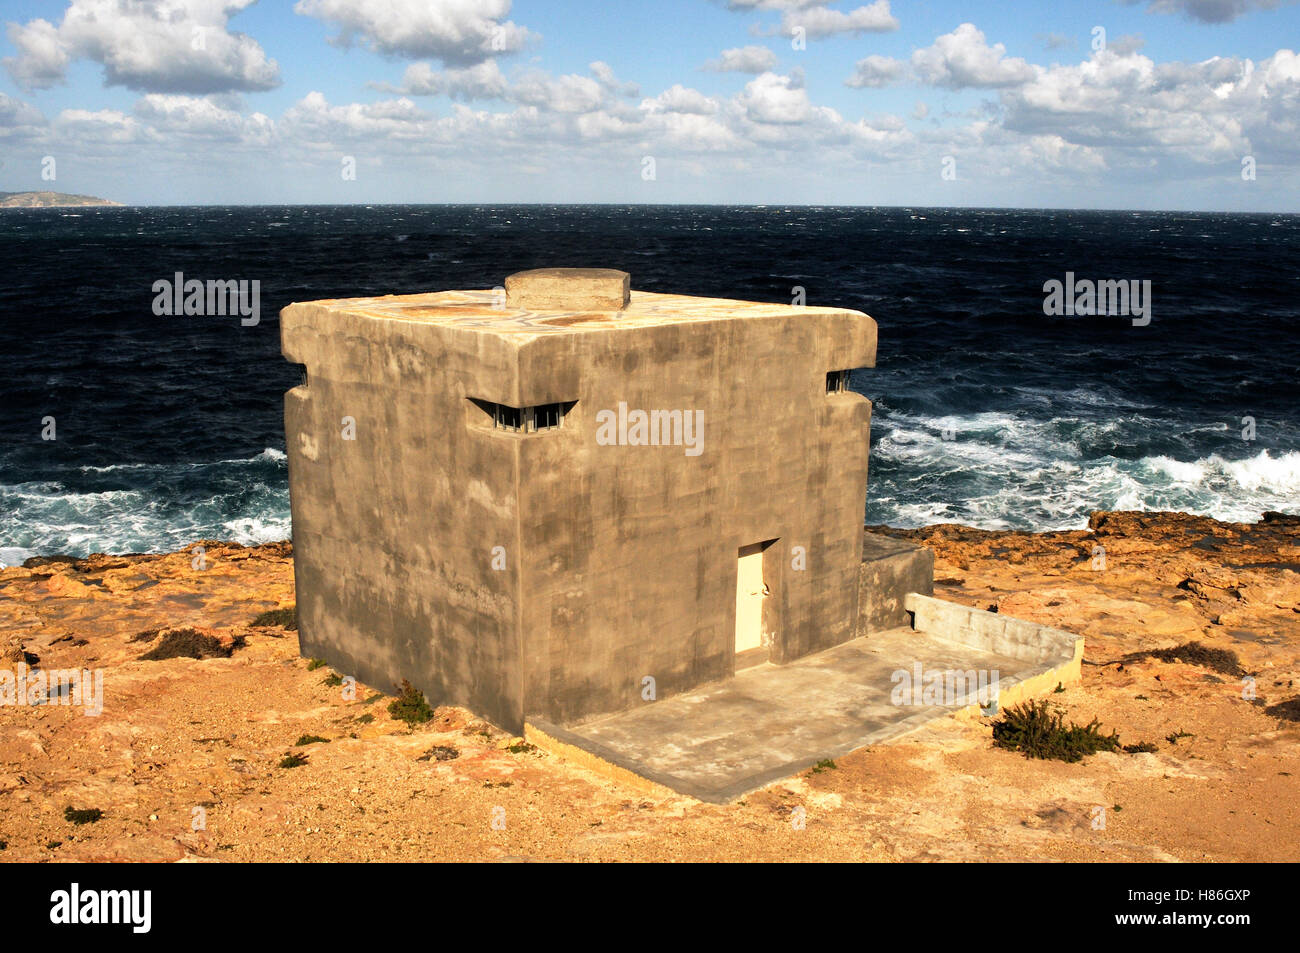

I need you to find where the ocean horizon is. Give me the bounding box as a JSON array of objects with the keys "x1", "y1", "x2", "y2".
[{"x1": 10, "y1": 201, "x2": 1300, "y2": 214}]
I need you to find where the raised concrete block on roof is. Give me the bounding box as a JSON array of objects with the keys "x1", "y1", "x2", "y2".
[{"x1": 505, "y1": 267, "x2": 631, "y2": 311}]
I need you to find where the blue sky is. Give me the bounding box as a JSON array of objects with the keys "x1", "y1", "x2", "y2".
[{"x1": 1, "y1": 0, "x2": 1297, "y2": 208}]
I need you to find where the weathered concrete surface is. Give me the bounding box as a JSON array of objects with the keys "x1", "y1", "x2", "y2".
[
  {"x1": 857, "y1": 531, "x2": 934, "y2": 636},
  {"x1": 281, "y1": 283, "x2": 876, "y2": 733},
  {"x1": 528, "y1": 615, "x2": 1075, "y2": 803},
  {"x1": 505, "y1": 267, "x2": 630, "y2": 311}
]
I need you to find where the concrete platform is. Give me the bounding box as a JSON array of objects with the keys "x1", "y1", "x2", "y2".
[{"x1": 527, "y1": 600, "x2": 1083, "y2": 803}]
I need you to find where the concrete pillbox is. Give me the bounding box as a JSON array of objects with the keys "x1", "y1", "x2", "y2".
[{"x1": 281, "y1": 268, "x2": 876, "y2": 732}]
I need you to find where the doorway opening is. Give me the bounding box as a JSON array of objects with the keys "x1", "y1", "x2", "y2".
[{"x1": 735, "y1": 539, "x2": 777, "y2": 669}]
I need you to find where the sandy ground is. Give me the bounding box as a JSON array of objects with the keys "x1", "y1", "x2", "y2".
[{"x1": 1, "y1": 510, "x2": 1297, "y2": 862}]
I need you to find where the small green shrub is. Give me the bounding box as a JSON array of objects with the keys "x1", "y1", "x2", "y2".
[
  {"x1": 992, "y1": 700, "x2": 1121, "y2": 763},
  {"x1": 280, "y1": 753, "x2": 309, "y2": 768},
  {"x1": 251, "y1": 606, "x2": 297, "y2": 630},
  {"x1": 388, "y1": 680, "x2": 434, "y2": 726},
  {"x1": 140, "y1": 628, "x2": 243, "y2": 661},
  {"x1": 810, "y1": 759, "x2": 837, "y2": 774},
  {"x1": 64, "y1": 807, "x2": 103, "y2": 825},
  {"x1": 294, "y1": 734, "x2": 329, "y2": 746},
  {"x1": 306, "y1": 658, "x2": 326, "y2": 671}
]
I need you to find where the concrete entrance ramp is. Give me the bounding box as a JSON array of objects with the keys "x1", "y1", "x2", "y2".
[{"x1": 526, "y1": 595, "x2": 1083, "y2": 803}]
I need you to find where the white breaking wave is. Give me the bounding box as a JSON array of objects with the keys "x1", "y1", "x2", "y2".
[
  {"x1": 77, "y1": 446, "x2": 287, "y2": 474},
  {"x1": 870, "y1": 411, "x2": 1300, "y2": 531},
  {"x1": 0, "y1": 448, "x2": 291, "y2": 567},
  {"x1": 221, "y1": 514, "x2": 292, "y2": 545},
  {"x1": 1143, "y1": 449, "x2": 1300, "y2": 499}
]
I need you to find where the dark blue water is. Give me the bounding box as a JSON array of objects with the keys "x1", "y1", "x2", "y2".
[{"x1": 2, "y1": 204, "x2": 1298, "y2": 564}]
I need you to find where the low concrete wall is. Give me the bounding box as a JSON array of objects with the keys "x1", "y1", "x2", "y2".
[{"x1": 903, "y1": 592, "x2": 1083, "y2": 691}]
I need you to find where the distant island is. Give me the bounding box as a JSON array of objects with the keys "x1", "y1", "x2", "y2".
[{"x1": 0, "y1": 190, "x2": 122, "y2": 208}]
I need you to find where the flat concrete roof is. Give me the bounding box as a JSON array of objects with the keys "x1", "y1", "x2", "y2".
[
  {"x1": 528, "y1": 627, "x2": 1042, "y2": 803},
  {"x1": 287, "y1": 289, "x2": 869, "y2": 338}
]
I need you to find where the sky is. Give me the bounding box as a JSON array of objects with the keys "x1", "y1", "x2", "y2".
[{"x1": 0, "y1": 0, "x2": 1297, "y2": 209}]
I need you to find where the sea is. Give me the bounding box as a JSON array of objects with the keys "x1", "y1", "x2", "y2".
[{"x1": 1, "y1": 204, "x2": 1297, "y2": 565}]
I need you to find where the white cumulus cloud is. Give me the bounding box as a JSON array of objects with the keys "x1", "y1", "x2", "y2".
[
  {"x1": 911, "y1": 23, "x2": 1036, "y2": 89},
  {"x1": 293, "y1": 0, "x2": 532, "y2": 64},
  {"x1": 0, "y1": 93, "x2": 48, "y2": 139},
  {"x1": 738, "y1": 71, "x2": 812, "y2": 123},
  {"x1": 134, "y1": 94, "x2": 274, "y2": 144},
  {"x1": 846, "y1": 54, "x2": 906, "y2": 87},
  {"x1": 642, "y1": 84, "x2": 719, "y2": 115},
  {"x1": 379, "y1": 61, "x2": 510, "y2": 99},
  {"x1": 4, "y1": 0, "x2": 280, "y2": 93},
  {"x1": 782, "y1": 1, "x2": 899, "y2": 38},
  {"x1": 703, "y1": 45, "x2": 779, "y2": 73},
  {"x1": 1002, "y1": 46, "x2": 1300, "y2": 163}
]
